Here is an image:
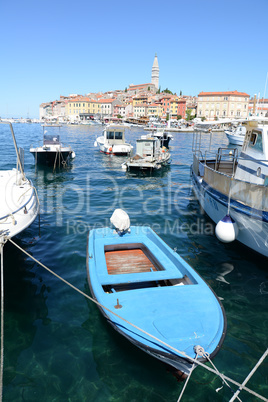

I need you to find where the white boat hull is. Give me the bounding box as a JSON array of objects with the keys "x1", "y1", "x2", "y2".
[
  {"x1": 225, "y1": 131, "x2": 244, "y2": 145},
  {"x1": 192, "y1": 171, "x2": 268, "y2": 257},
  {"x1": 95, "y1": 140, "x2": 132, "y2": 155},
  {"x1": 94, "y1": 125, "x2": 133, "y2": 156},
  {"x1": 0, "y1": 169, "x2": 39, "y2": 240}
]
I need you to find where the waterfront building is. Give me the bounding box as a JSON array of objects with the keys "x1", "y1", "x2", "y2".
[
  {"x1": 249, "y1": 97, "x2": 268, "y2": 117},
  {"x1": 113, "y1": 103, "x2": 126, "y2": 118},
  {"x1": 160, "y1": 94, "x2": 173, "y2": 117},
  {"x1": 197, "y1": 90, "x2": 250, "y2": 120},
  {"x1": 39, "y1": 102, "x2": 52, "y2": 120},
  {"x1": 127, "y1": 83, "x2": 156, "y2": 95},
  {"x1": 98, "y1": 98, "x2": 117, "y2": 118},
  {"x1": 67, "y1": 96, "x2": 91, "y2": 121},
  {"x1": 170, "y1": 96, "x2": 186, "y2": 119},
  {"x1": 132, "y1": 94, "x2": 149, "y2": 107},
  {"x1": 147, "y1": 102, "x2": 163, "y2": 118},
  {"x1": 151, "y1": 53, "x2": 159, "y2": 90},
  {"x1": 133, "y1": 103, "x2": 148, "y2": 118}
]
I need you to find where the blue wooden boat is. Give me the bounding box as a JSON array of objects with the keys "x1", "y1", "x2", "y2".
[{"x1": 86, "y1": 210, "x2": 227, "y2": 378}]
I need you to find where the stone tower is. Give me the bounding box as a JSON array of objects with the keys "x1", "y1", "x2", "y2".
[{"x1": 151, "y1": 53, "x2": 159, "y2": 90}]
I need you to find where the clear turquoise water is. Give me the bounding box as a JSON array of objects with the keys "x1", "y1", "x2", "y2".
[{"x1": 1, "y1": 123, "x2": 268, "y2": 401}]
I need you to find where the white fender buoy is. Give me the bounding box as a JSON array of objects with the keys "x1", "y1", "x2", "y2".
[
  {"x1": 215, "y1": 215, "x2": 238, "y2": 243},
  {"x1": 94, "y1": 141, "x2": 97, "y2": 147},
  {"x1": 71, "y1": 151, "x2": 76, "y2": 159}
]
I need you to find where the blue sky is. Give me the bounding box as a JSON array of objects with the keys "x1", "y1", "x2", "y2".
[{"x1": 1, "y1": 0, "x2": 268, "y2": 118}]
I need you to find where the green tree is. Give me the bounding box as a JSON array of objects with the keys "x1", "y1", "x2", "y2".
[
  {"x1": 186, "y1": 109, "x2": 195, "y2": 121},
  {"x1": 162, "y1": 88, "x2": 173, "y2": 94}
]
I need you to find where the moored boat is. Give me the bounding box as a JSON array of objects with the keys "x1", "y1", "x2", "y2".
[
  {"x1": 141, "y1": 127, "x2": 173, "y2": 148},
  {"x1": 192, "y1": 118, "x2": 268, "y2": 256},
  {"x1": 94, "y1": 124, "x2": 133, "y2": 156},
  {"x1": 122, "y1": 136, "x2": 170, "y2": 171},
  {"x1": 30, "y1": 133, "x2": 75, "y2": 167},
  {"x1": 86, "y1": 209, "x2": 227, "y2": 378},
  {"x1": 0, "y1": 122, "x2": 39, "y2": 241},
  {"x1": 225, "y1": 124, "x2": 246, "y2": 145}
]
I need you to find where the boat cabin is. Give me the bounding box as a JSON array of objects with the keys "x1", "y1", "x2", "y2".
[
  {"x1": 234, "y1": 120, "x2": 268, "y2": 185},
  {"x1": 136, "y1": 137, "x2": 160, "y2": 161},
  {"x1": 104, "y1": 125, "x2": 125, "y2": 145}
]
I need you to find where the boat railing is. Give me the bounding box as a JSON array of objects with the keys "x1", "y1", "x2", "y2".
[
  {"x1": 17, "y1": 147, "x2": 24, "y2": 174},
  {"x1": 215, "y1": 147, "x2": 238, "y2": 176}
]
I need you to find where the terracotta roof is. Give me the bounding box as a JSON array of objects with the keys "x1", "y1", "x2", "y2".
[
  {"x1": 128, "y1": 83, "x2": 153, "y2": 90},
  {"x1": 248, "y1": 106, "x2": 268, "y2": 110},
  {"x1": 98, "y1": 98, "x2": 116, "y2": 103},
  {"x1": 69, "y1": 97, "x2": 91, "y2": 103},
  {"x1": 198, "y1": 90, "x2": 250, "y2": 97}
]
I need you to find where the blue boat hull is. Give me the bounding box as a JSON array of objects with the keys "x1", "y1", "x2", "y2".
[{"x1": 86, "y1": 226, "x2": 226, "y2": 376}]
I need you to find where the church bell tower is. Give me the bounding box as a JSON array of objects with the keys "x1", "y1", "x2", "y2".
[{"x1": 151, "y1": 53, "x2": 159, "y2": 90}]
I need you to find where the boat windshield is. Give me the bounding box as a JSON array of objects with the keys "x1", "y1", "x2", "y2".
[
  {"x1": 43, "y1": 135, "x2": 60, "y2": 145},
  {"x1": 106, "y1": 131, "x2": 123, "y2": 140},
  {"x1": 114, "y1": 131, "x2": 123, "y2": 140}
]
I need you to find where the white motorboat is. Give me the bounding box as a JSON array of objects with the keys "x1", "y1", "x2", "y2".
[
  {"x1": 192, "y1": 118, "x2": 268, "y2": 257},
  {"x1": 225, "y1": 124, "x2": 246, "y2": 145},
  {"x1": 0, "y1": 122, "x2": 39, "y2": 241},
  {"x1": 94, "y1": 125, "x2": 133, "y2": 156},
  {"x1": 122, "y1": 136, "x2": 170, "y2": 172},
  {"x1": 30, "y1": 134, "x2": 75, "y2": 167}
]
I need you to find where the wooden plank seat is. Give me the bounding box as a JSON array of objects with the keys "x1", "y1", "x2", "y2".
[{"x1": 105, "y1": 248, "x2": 158, "y2": 275}]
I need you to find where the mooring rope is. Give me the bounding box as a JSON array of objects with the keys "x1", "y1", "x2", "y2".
[
  {"x1": 7, "y1": 238, "x2": 268, "y2": 402},
  {"x1": 177, "y1": 354, "x2": 197, "y2": 402},
  {"x1": 229, "y1": 348, "x2": 268, "y2": 402},
  {"x1": 53, "y1": 150, "x2": 59, "y2": 172},
  {"x1": 0, "y1": 241, "x2": 6, "y2": 402}
]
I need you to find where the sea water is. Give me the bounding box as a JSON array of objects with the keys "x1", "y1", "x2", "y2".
[{"x1": 1, "y1": 123, "x2": 267, "y2": 401}]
